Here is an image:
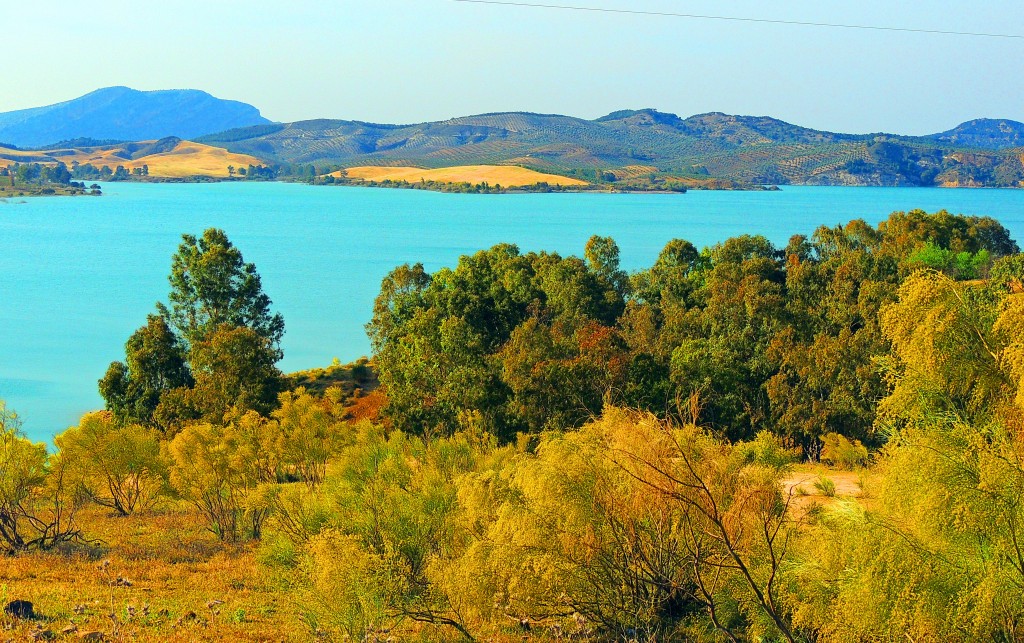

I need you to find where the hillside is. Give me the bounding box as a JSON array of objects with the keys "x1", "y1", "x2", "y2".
[
  {"x1": 0, "y1": 138, "x2": 263, "y2": 178},
  {"x1": 199, "y1": 109, "x2": 1024, "y2": 187},
  {"x1": 336, "y1": 164, "x2": 589, "y2": 187},
  {"x1": 0, "y1": 87, "x2": 270, "y2": 148},
  {"x1": 3, "y1": 86, "x2": 1021, "y2": 188},
  {"x1": 930, "y1": 118, "x2": 1024, "y2": 149}
]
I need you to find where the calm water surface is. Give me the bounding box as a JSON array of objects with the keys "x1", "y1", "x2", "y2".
[{"x1": 3, "y1": 182, "x2": 1024, "y2": 441}]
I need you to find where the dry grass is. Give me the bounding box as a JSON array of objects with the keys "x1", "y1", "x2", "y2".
[
  {"x1": 53, "y1": 141, "x2": 262, "y2": 179},
  {"x1": 126, "y1": 142, "x2": 263, "y2": 178},
  {"x1": 0, "y1": 146, "x2": 49, "y2": 168},
  {"x1": 335, "y1": 164, "x2": 589, "y2": 187},
  {"x1": 0, "y1": 142, "x2": 262, "y2": 178},
  {"x1": 0, "y1": 504, "x2": 309, "y2": 642},
  {"x1": 782, "y1": 463, "x2": 875, "y2": 516}
]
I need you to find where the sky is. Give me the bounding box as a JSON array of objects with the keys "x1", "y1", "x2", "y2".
[{"x1": 4, "y1": 0, "x2": 1023, "y2": 134}]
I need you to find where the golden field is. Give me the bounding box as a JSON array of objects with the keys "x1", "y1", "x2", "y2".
[
  {"x1": 0, "y1": 141, "x2": 262, "y2": 178},
  {"x1": 0, "y1": 504, "x2": 308, "y2": 642},
  {"x1": 334, "y1": 164, "x2": 589, "y2": 187}
]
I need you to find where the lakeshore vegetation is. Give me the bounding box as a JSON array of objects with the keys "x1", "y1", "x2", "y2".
[{"x1": 3, "y1": 210, "x2": 1024, "y2": 641}]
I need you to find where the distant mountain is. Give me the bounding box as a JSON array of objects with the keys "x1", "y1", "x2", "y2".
[
  {"x1": 197, "y1": 109, "x2": 1024, "y2": 187},
  {"x1": 929, "y1": 118, "x2": 1024, "y2": 150},
  {"x1": 0, "y1": 87, "x2": 270, "y2": 149}
]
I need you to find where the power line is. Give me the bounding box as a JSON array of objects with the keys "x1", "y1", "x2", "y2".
[{"x1": 451, "y1": 0, "x2": 1024, "y2": 40}]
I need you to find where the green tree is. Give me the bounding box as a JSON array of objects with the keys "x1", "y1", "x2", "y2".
[
  {"x1": 157, "y1": 228, "x2": 284, "y2": 351},
  {"x1": 103, "y1": 229, "x2": 287, "y2": 429},
  {"x1": 99, "y1": 314, "x2": 192, "y2": 427},
  {"x1": 584, "y1": 234, "x2": 630, "y2": 306},
  {"x1": 188, "y1": 323, "x2": 285, "y2": 422}
]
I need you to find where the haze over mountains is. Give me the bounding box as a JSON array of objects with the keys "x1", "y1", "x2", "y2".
[
  {"x1": 2, "y1": 88, "x2": 1023, "y2": 187},
  {"x1": 0, "y1": 87, "x2": 269, "y2": 148}
]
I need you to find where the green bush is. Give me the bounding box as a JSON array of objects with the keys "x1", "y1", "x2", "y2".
[
  {"x1": 820, "y1": 432, "x2": 869, "y2": 469},
  {"x1": 737, "y1": 430, "x2": 802, "y2": 469}
]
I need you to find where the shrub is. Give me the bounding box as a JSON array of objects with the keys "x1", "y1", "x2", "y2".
[
  {"x1": 56, "y1": 412, "x2": 167, "y2": 515},
  {"x1": 168, "y1": 421, "x2": 272, "y2": 541},
  {"x1": 814, "y1": 476, "x2": 837, "y2": 497},
  {"x1": 737, "y1": 430, "x2": 802, "y2": 469},
  {"x1": 273, "y1": 388, "x2": 349, "y2": 485},
  {"x1": 0, "y1": 401, "x2": 84, "y2": 553},
  {"x1": 820, "y1": 432, "x2": 869, "y2": 469}
]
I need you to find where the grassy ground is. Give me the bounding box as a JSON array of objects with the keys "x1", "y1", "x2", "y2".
[
  {"x1": 0, "y1": 505, "x2": 308, "y2": 642},
  {"x1": 336, "y1": 164, "x2": 589, "y2": 187}
]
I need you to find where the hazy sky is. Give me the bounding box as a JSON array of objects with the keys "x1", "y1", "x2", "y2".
[{"x1": 5, "y1": 0, "x2": 1022, "y2": 134}]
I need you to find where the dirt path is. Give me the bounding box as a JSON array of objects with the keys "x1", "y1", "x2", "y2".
[{"x1": 781, "y1": 464, "x2": 869, "y2": 515}]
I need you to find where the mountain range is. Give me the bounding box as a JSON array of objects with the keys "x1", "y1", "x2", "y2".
[
  {"x1": 2, "y1": 88, "x2": 1023, "y2": 187},
  {"x1": 0, "y1": 87, "x2": 270, "y2": 148},
  {"x1": 199, "y1": 110, "x2": 1024, "y2": 187}
]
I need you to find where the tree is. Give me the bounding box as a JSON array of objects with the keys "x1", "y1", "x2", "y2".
[
  {"x1": 584, "y1": 234, "x2": 629, "y2": 306},
  {"x1": 188, "y1": 323, "x2": 285, "y2": 422},
  {"x1": 157, "y1": 228, "x2": 284, "y2": 351},
  {"x1": 792, "y1": 272, "x2": 1024, "y2": 641},
  {"x1": 99, "y1": 314, "x2": 192, "y2": 427},
  {"x1": 102, "y1": 229, "x2": 286, "y2": 429}
]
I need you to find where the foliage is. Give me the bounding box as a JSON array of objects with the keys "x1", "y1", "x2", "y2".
[
  {"x1": 372, "y1": 211, "x2": 1016, "y2": 448},
  {"x1": 272, "y1": 388, "x2": 349, "y2": 485},
  {"x1": 187, "y1": 324, "x2": 284, "y2": 422},
  {"x1": 0, "y1": 401, "x2": 83, "y2": 554},
  {"x1": 812, "y1": 476, "x2": 836, "y2": 497},
  {"x1": 157, "y1": 227, "x2": 285, "y2": 350},
  {"x1": 167, "y1": 421, "x2": 274, "y2": 541},
  {"x1": 268, "y1": 423, "x2": 488, "y2": 640},
  {"x1": 819, "y1": 432, "x2": 868, "y2": 469},
  {"x1": 907, "y1": 242, "x2": 991, "y2": 279},
  {"x1": 99, "y1": 314, "x2": 192, "y2": 428},
  {"x1": 736, "y1": 430, "x2": 802, "y2": 469},
  {"x1": 368, "y1": 239, "x2": 627, "y2": 440},
  {"x1": 55, "y1": 412, "x2": 167, "y2": 516},
  {"x1": 261, "y1": 408, "x2": 808, "y2": 641},
  {"x1": 790, "y1": 266, "x2": 1024, "y2": 642},
  {"x1": 101, "y1": 229, "x2": 286, "y2": 431}
]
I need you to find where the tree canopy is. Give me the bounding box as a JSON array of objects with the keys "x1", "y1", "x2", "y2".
[{"x1": 101, "y1": 228, "x2": 284, "y2": 431}]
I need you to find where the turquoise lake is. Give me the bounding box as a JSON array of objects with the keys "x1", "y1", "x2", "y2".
[{"x1": 3, "y1": 182, "x2": 1024, "y2": 442}]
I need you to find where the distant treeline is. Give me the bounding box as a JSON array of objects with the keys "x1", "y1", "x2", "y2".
[
  {"x1": 318, "y1": 174, "x2": 592, "y2": 194},
  {"x1": 0, "y1": 162, "x2": 100, "y2": 195}
]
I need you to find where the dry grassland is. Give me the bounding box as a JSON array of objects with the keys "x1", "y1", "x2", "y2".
[
  {"x1": 336, "y1": 164, "x2": 589, "y2": 187},
  {"x1": 0, "y1": 505, "x2": 308, "y2": 642},
  {"x1": 0, "y1": 142, "x2": 262, "y2": 178},
  {"x1": 782, "y1": 463, "x2": 875, "y2": 516}
]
